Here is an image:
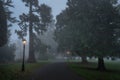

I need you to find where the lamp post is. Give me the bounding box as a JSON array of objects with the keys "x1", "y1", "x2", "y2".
[{"x1": 22, "y1": 39, "x2": 26, "y2": 72}]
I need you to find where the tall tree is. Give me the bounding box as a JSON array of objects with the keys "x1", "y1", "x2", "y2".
[
  {"x1": 55, "y1": 0, "x2": 120, "y2": 71},
  {"x1": 0, "y1": 1, "x2": 7, "y2": 47},
  {"x1": 16, "y1": 0, "x2": 53, "y2": 62},
  {"x1": 55, "y1": 9, "x2": 69, "y2": 52},
  {"x1": 0, "y1": 0, "x2": 17, "y2": 63},
  {"x1": 0, "y1": 0, "x2": 17, "y2": 47},
  {"x1": 71, "y1": 0, "x2": 119, "y2": 70},
  {"x1": 55, "y1": 8, "x2": 88, "y2": 63}
]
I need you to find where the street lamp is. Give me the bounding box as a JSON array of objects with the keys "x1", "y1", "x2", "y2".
[{"x1": 22, "y1": 39, "x2": 26, "y2": 72}]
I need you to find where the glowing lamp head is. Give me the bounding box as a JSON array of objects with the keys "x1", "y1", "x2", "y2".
[{"x1": 22, "y1": 39, "x2": 26, "y2": 45}]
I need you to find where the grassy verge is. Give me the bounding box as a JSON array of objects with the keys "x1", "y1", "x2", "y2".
[
  {"x1": 69, "y1": 61, "x2": 120, "y2": 80},
  {"x1": 0, "y1": 62, "x2": 47, "y2": 80}
]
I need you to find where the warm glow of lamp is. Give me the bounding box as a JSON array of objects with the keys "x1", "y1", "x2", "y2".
[{"x1": 22, "y1": 39, "x2": 26, "y2": 45}]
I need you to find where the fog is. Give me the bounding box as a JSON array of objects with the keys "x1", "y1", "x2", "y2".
[
  {"x1": 9, "y1": 0, "x2": 67, "y2": 61},
  {"x1": 14, "y1": 21, "x2": 58, "y2": 61},
  {"x1": 1, "y1": 1, "x2": 120, "y2": 80}
]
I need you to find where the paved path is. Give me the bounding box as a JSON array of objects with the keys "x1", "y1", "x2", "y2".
[{"x1": 28, "y1": 62, "x2": 84, "y2": 80}]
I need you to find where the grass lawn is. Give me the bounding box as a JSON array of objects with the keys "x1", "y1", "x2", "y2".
[
  {"x1": 0, "y1": 62, "x2": 47, "y2": 80},
  {"x1": 69, "y1": 61, "x2": 120, "y2": 80}
]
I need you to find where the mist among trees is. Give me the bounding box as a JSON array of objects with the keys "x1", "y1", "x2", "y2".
[{"x1": 0, "y1": 0, "x2": 120, "y2": 72}]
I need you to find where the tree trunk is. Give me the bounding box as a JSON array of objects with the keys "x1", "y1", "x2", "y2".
[
  {"x1": 81, "y1": 56, "x2": 88, "y2": 63},
  {"x1": 27, "y1": 1, "x2": 36, "y2": 63},
  {"x1": 97, "y1": 57, "x2": 106, "y2": 71}
]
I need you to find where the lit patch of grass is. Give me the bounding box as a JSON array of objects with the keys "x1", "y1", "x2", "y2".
[{"x1": 69, "y1": 61, "x2": 120, "y2": 80}]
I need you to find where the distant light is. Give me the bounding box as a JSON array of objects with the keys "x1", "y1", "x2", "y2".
[{"x1": 67, "y1": 51, "x2": 70, "y2": 55}]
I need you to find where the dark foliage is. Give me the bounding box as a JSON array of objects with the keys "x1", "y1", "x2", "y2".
[
  {"x1": 0, "y1": 44, "x2": 16, "y2": 63},
  {"x1": 55, "y1": 0, "x2": 120, "y2": 70},
  {"x1": 0, "y1": 1, "x2": 7, "y2": 47}
]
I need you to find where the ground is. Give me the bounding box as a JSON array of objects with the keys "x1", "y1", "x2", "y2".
[
  {"x1": 0, "y1": 60, "x2": 120, "y2": 80},
  {"x1": 27, "y1": 62, "x2": 84, "y2": 80}
]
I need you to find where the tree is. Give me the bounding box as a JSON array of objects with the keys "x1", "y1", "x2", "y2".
[
  {"x1": 0, "y1": 1, "x2": 7, "y2": 47},
  {"x1": 0, "y1": 0, "x2": 17, "y2": 63},
  {"x1": 16, "y1": 0, "x2": 53, "y2": 62},
  {"x1": 55, "y1": 0, "x2": 120, "y2": 71},
  {"x1": 0, "y1": 0, "x2": 17, "y2": 47},
  {"x1": 55, "y1": 9, "x2": 69, "y2": 52},
  {"x1": 55, "y1": 8, "x2": 89, "y2": 63}
]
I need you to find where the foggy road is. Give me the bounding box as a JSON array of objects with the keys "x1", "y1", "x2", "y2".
[{"x1": 28, "y1": 62, "x2": 84, "y2": 80}]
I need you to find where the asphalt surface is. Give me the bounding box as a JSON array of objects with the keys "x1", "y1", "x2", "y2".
[{"x1": 28, "y1": 62, "x2": 83, "y2": 80}]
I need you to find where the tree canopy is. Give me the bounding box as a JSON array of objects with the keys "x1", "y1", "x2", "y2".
[
  {"x1": 55, "y1": 0, "x2": 120, "y2": 70},
  {"x1": 55, "y1": 0, "x2": 120, "y2": 57},
  {"x1": 16, "y1": 0, "x2": 53, "y2": 62}
]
